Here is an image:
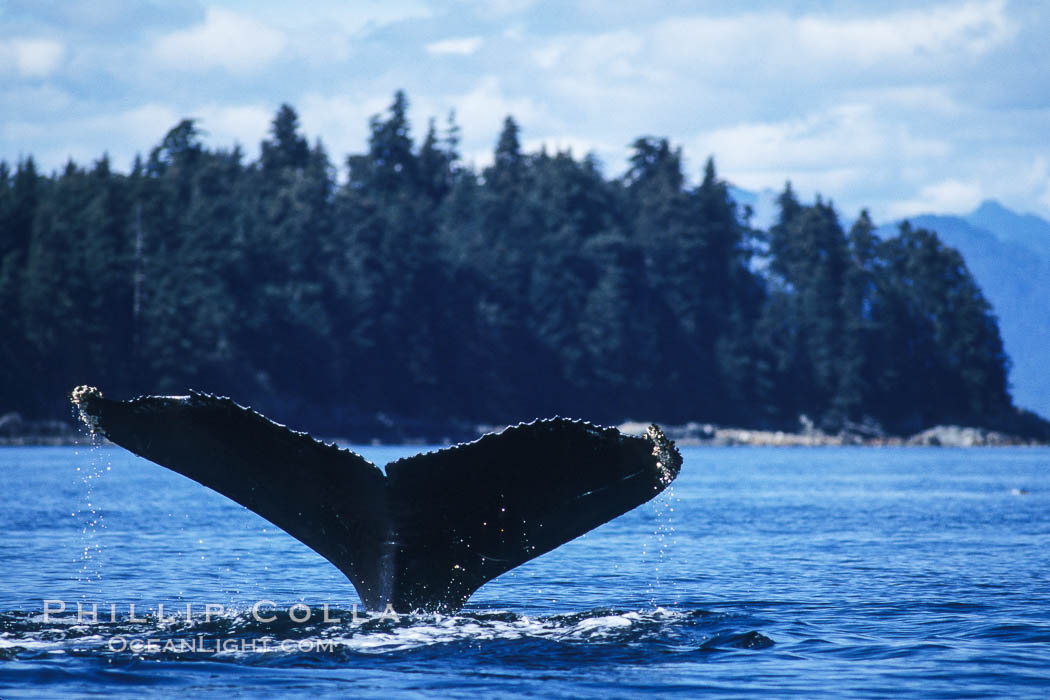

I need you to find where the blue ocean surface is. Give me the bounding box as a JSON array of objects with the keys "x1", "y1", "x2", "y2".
[{"x1": 1, "y1": 444, "x2": 1049, "y2": 698}]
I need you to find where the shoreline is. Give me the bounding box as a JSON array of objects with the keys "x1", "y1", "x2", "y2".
[
  {"x1": 616, "y1": 422, "x2": 1044, "y2": 448},
  {"x1": 1, "y1": 421, "x2": 1044, "y2": 448}
]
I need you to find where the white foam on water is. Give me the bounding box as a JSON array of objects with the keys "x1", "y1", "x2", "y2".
[
  {"x1": 327, "y1": 606, "x2": 683, "y2": 654},
  {"x1": 1, "y1": 606, "x2": 693, "y2": 659}
]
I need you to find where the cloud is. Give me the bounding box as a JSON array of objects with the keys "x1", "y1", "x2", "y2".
[
  {"x1": 461, "y1": 0, "x2": 538, "y2": 20},
  {"x1": 530, "y1": 44, "x2": 564, "y2": 70},
  {"x1": 152, "y1": 7, "x2": 287, "y2": 75},
  {"x1": 1, "y1": 83, "x2": 73, "y2": 116},
  {"x1": 297, "y1": 92, "x2": 393, "y2": 166},
  {"x1": 430, "y1": 76, "x2": 553, "y2": 143},
  {"x1": 1040, "y1": 182, "x2": 1050, "y2": 213},
  {"x1": 648, "y1": 0, "x2": 1015, "y2": 76},
  {"x1": 3, "y1": 38, "x2": 66, "y2": 77},
  {"x1": 252, "y1": 1, "x2": 434, "y2": 65},
  {"x1": 1, "y1": 103, "x2": 181, "y2": 170},
  {"x1": 2, "y1": 1, "x2": 1047, "y2": 221},
  {"x1": 794, "y1": 0, "x2": 1015, "y2": 64},
  {"x1": 1028, "y1": 157, "x2": 1050, "y2": 213},
  {"x1": 531, "y1": 0, "x2": 1017, "y2": 116},
  {"x1": 194, "y1": 104, "x2": 273, "y2": 154},
  {"x1": 888, "y1": 179, "x2": 984, "y2": 218},
  {"x1": 694, "y1": 104, "x2": 948, "y2": 190},
  {"x1": 534, "y1": 29, "x2": 661, "y2": 87},
  {"x1": 425, "y1": 37, "x2": 484, "y2": 56},
  {"x1": 109, "y1": 104, "x2": 183, "y2": 148}
]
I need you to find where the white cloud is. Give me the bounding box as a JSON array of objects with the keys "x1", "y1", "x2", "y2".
[
  {"x1": 794, "y1": 0, "x2": 1015, "y2": 64},
  {"x1": 152, "y1": 8, "x2": 287, "y2": 75},
  {"x1": 850, "y1": 86, "x2": 963, "y2": 117},
  {"x1": 530, "y1": 43, "x2": 564, "y2": 70},
  {"x1": 2, "y1": 84, "x2": 74, "y2": 115},
  {"x1": 1027, "y1": 157, "x2": 1050, "y2": 213},
  {"x1": 427, "y1": 76, "x2": 552, "y2": 138},
  {"x1": 111, "y1": 104, "x2": 183, "y2": 148},
  {"x1": 1040, "y1": 182, "x2": 1050, "y2": 213},
  {"x1": 464, "y1": 0, "x2": 538, "y2": 20},
  {"x1": 535, "y1": 29, "x2": 658, "y2": 84},
  {"x1": 248, "y1": 0, "x2": 432, "y2": 34},
  {"x1": 252, "y1": 1, "x2": 434, "y2": 65},
  {"x1": 559, "y1": 0, "x2": 1019, "y2": 91},
  {"x1": 425, "y1": 37, "x2": 484, "y2": 56},
  {"x1": 2, "y1": 0, "x2": 1047, "y2": 221},
  {"x1": 888, "y1": 179, "x2": 984, "y2": 218},
  {"x1": 194, "y1": 104, "x2": 273, "y2": 154},
  {"x1": 4, "y1": 38, "x2": 66, "y2": 78},
  {"x1": 694, "y1": 104, "x2": 948, "y2": 189},
  {"x1": 2, "y1": 103, "x2": 180, "y2": 170},
  {"x1": 954, "y1": 155, "x2": 1050, "y2": 219},
  {"x1": 297, "y1": 92, "x2": 392, "y2": 167}
]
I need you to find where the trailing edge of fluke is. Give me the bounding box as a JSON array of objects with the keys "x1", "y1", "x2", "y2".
[{"x1": 70, "y1": 385, "x2": 682, "y2": 612}]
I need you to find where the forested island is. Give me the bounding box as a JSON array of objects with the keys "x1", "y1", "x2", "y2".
[{"x1": 1, "y1": 91, "x2": 1047, "y2": 443}]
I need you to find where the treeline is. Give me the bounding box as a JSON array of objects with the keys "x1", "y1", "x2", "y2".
[{"x1": 0, "y1": 91, "x2": 1041, "y2": 438}]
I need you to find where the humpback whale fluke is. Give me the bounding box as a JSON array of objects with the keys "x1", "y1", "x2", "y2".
[{"x1": 70, "y1": 386, "x2": 682, "y2": 612}]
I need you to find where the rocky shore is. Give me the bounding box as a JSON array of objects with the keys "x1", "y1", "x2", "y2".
[
  {"x1": 1, "y1": 410, "x2": 1043, "y2": 448},
  {"x1": 616, "y1": 421, "x2": 1044, "y2": 447},
  {"x1": 0, "y1": 413, "x2": 94, "y2": 446}
]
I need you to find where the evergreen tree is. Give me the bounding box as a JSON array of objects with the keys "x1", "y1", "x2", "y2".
[
  {"x1": 0, "y1": 159, "x2": 38, "y2": 412},
  {"x1": 872, "y1": 223, "x2": 1011, "y2": 431},
  {"x1": 622, "y1": 138, "x2": 698, "y2": 419},
  {"x1": 261, "y1": 103, "x2": 310, "y2": 174},
  {"x1": 832, "y1": 210, "x2": 879, "y2": 426},
  {"x1": 695, "y1": 158, "x2": 766, "y2": 422},
  {"x1": 418, "y1": 118, "x2": 454, "y2": 203},
  {"x1": 489, "y1": 116, "x2": 524, "y2": 194},
  {"x1": 359, "y1": 90, "x2": 418, "y2": 195},
  {"x1": 763, "y1": 187, "x2": 850, "y2": 427},
  {"x1": 241, "y1": 106, "x2": 335, "y2": 411}
]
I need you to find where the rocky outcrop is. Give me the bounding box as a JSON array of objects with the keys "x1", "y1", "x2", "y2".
[
  {"x1": 905, "y1": 425, "x2": 1030, "y2": 447},
  {"x1": 0, "y1": 412, "x2": 89, "y2": 445},
  {"x1": 616, "y1": 420, "x2": 1042, "y2": 447}
]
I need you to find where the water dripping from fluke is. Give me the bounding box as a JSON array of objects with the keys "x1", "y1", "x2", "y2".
[{"x1": 71, "y1": 393, "x2": 110, "y2": 601}]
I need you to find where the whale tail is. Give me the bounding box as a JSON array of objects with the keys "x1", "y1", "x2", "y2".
[{"x1": 71, "y1": 386, "x2": 681, "y2": 612}]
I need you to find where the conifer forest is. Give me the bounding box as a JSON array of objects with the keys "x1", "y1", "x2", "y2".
[{"x1": 2, "y1": 92, "x2": 1042, "y2": 440}]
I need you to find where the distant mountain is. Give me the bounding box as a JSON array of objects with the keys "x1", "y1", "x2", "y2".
[
  {"x1": 876, "y1": 203, "x2": 1050, "y2": 419},
  {"x1": 966, "y1": 200, "x2": 1050, "y2": 253}
]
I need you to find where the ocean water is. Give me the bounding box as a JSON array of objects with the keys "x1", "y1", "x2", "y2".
[{"x1": 1, "y1": 444, "x2": 1049, "y2": 698}]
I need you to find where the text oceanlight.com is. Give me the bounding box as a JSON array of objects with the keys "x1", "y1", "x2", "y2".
[{"x1": 108, "y1": 636, "x2": 337, "y2": 653}]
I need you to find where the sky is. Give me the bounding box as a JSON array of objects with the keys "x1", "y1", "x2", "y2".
[{"x1": 3, "y1": 0, "x2": 1050, "y2": 223}]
